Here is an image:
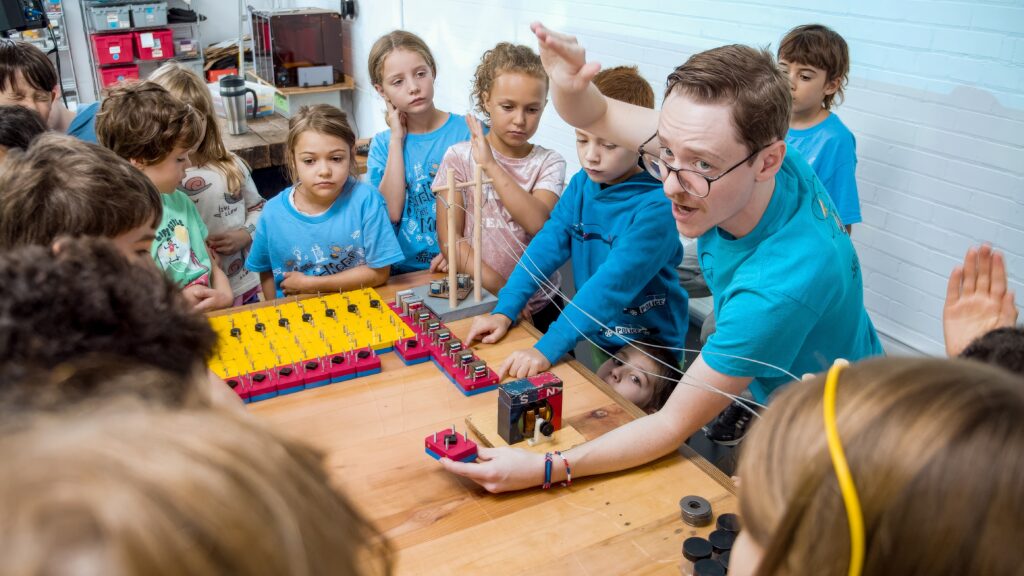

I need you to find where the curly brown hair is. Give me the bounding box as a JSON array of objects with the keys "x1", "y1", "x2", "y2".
[
  {"x1": 95, "y1": 81, "x2": 205, "y2": 165},
  {"x1": 0, "y1": 133, "x2": 161, "y2": 249},
  {"x1": 0, "y1": 238, "x2": 216, "y2": 380},
  {"x1": 471, "y1": 42, "x2": 547, "y2": 120}
]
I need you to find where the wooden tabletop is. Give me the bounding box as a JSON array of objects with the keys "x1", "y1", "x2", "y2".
[
  {"x1": 219, "y1": 113, "x2": 368, "y2": 174},
  {"x1": 244, "y1": 271, "x2": 737, "y2": 575}
]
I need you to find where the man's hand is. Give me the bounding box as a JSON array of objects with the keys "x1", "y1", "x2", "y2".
[
  {"x1": 944, "y1": 244, "x2": 1018, "y2": 357},
  {"x1": 530, "y1": 22, "x2": 602, "y2": 95},
  {"x1": 466, "y1": 313, "x2": 512, "y2": 345},
  {"x1": 497, "y1": 347, "x2": 551, "y2": 380},
  {"x1": 440, "y1": 446, "x2": 546, "y2": 493}
]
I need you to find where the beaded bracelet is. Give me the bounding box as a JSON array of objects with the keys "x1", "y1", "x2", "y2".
[
  {"x1": 542, "y1": 452, "x2": 554, "y2": 489},
  {"x1": 553, "y1": 450, "x2": 572, "y2": 487}
]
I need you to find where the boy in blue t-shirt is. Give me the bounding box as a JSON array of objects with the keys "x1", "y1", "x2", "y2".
[
  {"x1": 467, "y1": 66, "x2": 689, "y2": 379},
  {"x1": 778, "y1": 24, "x2": 860, "y2": 231}
]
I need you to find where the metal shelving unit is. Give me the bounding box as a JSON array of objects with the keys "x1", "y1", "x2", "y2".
[
  {"x1": 78, "y1": 0, "x2": 204, "y2": 99},
  {"x1": 8, "y1": 1, "x2": 79, "y2": 107}
]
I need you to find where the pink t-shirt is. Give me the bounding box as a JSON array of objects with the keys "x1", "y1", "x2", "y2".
[{"x1": 433, "y1": 141, "x2": 566, "y2": 315}]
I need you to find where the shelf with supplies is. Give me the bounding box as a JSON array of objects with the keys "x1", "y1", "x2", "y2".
[
  {"x1": 8, "y1": 4, "x2": 80, "y2": 106},
  {"x1": 78, "y1": 0, "x2": 204, "y2": 97}
]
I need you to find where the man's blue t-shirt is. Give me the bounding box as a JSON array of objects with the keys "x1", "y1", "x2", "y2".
[
  {"x1": 367, "y1": 113, "x2": 471, "y2": 274},
  {"x1": 67, "y1": 102, "x2": 99, "y2": 143},
  {"x1": 245, "y1": 178, "x2": 404, "y2": 297},
  {"x1": 785, "y1": 112, "x2": 860, "y2": 225},
  {"x1": 494, "y1": 169, "x2": 689, "y2": 363},
  {"x1": 699, "y1": 150, "x2": 882, "y2": 402}
]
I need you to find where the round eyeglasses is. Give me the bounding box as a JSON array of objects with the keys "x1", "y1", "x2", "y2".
[{"x1": 638, "y1": 133, "x2": 764, "y2": 198}]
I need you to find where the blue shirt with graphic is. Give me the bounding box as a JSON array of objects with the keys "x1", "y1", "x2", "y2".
[
  {"x1": 785, "y1": 112, "x2": 860, "y2": 225},
  {"x1": 367, "y1": 113, "x2": 471, "y2": 274},
  {"x1": 67, "y1": 102, "x2": 99, "y2": 143},
  {"x1": 699, "y1": 149, "x2": 882, "y2": 402},
  {"x1": 245, "y1": 178, "x2": 404, "y2": 298},
  {"x1": 493, "y1": 169, "x2": 689, "y2": 363}
]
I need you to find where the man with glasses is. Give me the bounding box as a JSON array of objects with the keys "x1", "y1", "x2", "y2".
[{"x1": 441, "y1": 24, "x2": 882, "y2": 493}]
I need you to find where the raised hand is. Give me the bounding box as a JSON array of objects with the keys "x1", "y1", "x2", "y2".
[
  {"x1": 467, "y1": 114, "x2": 496, "y2": 170},
  {"x1": 944, "y1": 244, "x2": 1018, "y2": 357},
  {"x1": 530, "y1": 22, "x2": 602, "y2": 95}
]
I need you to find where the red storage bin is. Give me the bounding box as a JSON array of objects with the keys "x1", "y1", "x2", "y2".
[
  {"x1": 92, "y1": 33, "x2": 134, "y2": 65},
  {"x1": 133, "y1": 29, "x2": 173, "y2": 61},
  {"x1": 99, "y1": 65, "x2": 139, "y2": 88}
]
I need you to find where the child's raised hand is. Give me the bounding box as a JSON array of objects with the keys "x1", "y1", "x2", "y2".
[
  {"x1": 530, "y1": 22, "x2": 602, "y2": 95},
  {"x1": 429, "y1": 252, "x2": 448, "y2": 273},
  {"x1": 207, "y1": 229, "x2": 252, "y2": 255},
  {"x1": 497, "y1": 347, "x2": 551, "y2": 380},
  {"x1": 943, "y1": 244, "x2": 1018, "y2": 357},
  {"x1": 385, "y1": 99, "x2": 407, "y2": 141},
  {"x1": 467, "y1": 114, "x2": 496, "y2": 170}
]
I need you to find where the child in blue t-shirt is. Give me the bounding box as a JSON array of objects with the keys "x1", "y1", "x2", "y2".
[
  {"x1": 467, "y1": 66, "x2": 689, "y2": 378},
  {"x1": 778, "y1": 24, "x2": 860, "y2": 231},
  {"x1": 246, "y1": 105, "x2": 402, "y2": 299},
  {"x1": 366, "y1": 30, "x2": 472, "y2": 274}
]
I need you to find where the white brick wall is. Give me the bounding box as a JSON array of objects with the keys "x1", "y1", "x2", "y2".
[{"x1": 350, "y1": 1, "x2": 1024, "y2": 355}]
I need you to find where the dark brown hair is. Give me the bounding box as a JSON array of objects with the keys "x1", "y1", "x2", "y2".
[
  {"x1": 0, "y1": 39, "x2": 57, "y2": 94},
  {"x1": 285, "y1": 104, "x2": 356, "y2": 183},
  {"x1": 472, "y1": 42, "x2": 547, "y2": 120},
  {"x1": 666, "y1": 45, "x2": 791, "y2": 156},
  {"x1": 0, "y1": 133, "x2": 162, "y2": 248},
  {"x1": 739, "y1": 357, "x2": 1024, "y2": 575},
  {"x1": 0, "y1": 238, "x2": 216, "y2": 380},
  {"x1": 593, "y1": 65, "x2": 654, "y2": 109},
  {"x1": 778, "y1": 24, "x2": 850, "y2": 110},
  {"x1": 961, "y1": 327, "x2": 1024, "y2": 376},
  {"x1": 0, "y1": 104, "x2": 47, "y2": 151},
  {"x1": 95, "y1": 81, "x2": 205, "y2": 165}
]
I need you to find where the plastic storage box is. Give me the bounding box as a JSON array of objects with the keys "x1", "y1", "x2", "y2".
[
  {"x1": 133, "y1": 29, "x2": 174, "y2": 60},
  {"x1": 92, "y1": 33, "x2": 135, "y2": 65},
  {"x1": 130, "y1": 3, "x2": 168, "y2": 27},
  {"x1": 99, "y1": 65, "x2": 139, "y2": 88},
  {"x1": 89, "y1": 5, "x2": 131, "y2": 30}
]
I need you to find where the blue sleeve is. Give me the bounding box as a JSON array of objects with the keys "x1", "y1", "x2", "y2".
[
  {"x1": 701, "y1": 289, "x2": 818, "y2": 380},
  {"x1": 822, "y1": 158, "x2": 861, "y2": 225},
  {"x1": 533, "y1": 199, "x2": 681, "y2": 363},
  {"x1": 245, "y1": 202, "x2": 273, "y2": 273},
  {"x1": 360, "y1": 186, "x2": 405, "y2": 268},
  {"x1": 367, "y1": 132, "x2": 391, "y2": 189},
  {"x1": 493, "y1": 182, "x2": 575, "y2": 322}
]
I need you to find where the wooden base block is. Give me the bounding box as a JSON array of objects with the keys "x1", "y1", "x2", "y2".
[{"x1": 466, "y1": 409, "x2": 586, "y2": 453}]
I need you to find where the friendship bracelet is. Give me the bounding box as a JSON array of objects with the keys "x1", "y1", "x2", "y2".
[
  {"x1": 553, "y1": 451, "x2": 572, "y2": 487},
  {"x1": 542, "y1": 452, "x2": 554, "y2": 489}
]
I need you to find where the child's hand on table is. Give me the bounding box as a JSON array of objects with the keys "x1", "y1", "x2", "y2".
[
  {"x1": 207, "y1": 229, "x2": 252, "y2": 255},
  {"x1": 280, "y1": 271, "x2": 312, "y2": 296},
  {"x1": 466, "y1": 313, "x2": 512, "y2": 345},
  {"x1": 498, "y1": 347, "x2": 551, "y2": 380}
]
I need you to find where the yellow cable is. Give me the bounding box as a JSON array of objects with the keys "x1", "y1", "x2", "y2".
[{"x1": 823, "y1": 360, "x2": 865, "y2": 576}]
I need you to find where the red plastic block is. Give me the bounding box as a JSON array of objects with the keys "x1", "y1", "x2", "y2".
[
  {"x1": 224, "y1": 374, "x2": 251, "y2": 402},
  {"x1": 326, "y1": 353, "x2": 355, "y2": 383},
  {"x1": 301, "y1": 358, "x2": 331, "y2": 388},
  {"x1": 424, "y1": 428, "x2": 478, "y2": 463},
  {"x1": 247, "y1": 370, "x2": 279, "y2": 401},
  {"x1": 395, "y1": 335, "x2": 430, "y2": 364},
  {"x1": 352, "y1": 347, "x2": 381, "y2": 376},
  {"x1": 275, "y1": 364, "x2": 305, "y2": 395}
]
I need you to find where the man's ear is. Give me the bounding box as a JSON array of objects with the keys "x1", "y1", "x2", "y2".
[{"x1": 754, "y1": 140, "x2": 786, "y2": 183}]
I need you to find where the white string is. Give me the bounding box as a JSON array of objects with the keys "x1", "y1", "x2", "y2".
[{"x1": 443, "y1": 198, "x2": 769, "y2": 415}]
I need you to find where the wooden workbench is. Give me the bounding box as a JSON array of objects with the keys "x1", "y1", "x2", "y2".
[
  {"x1": 244, "y1": 271, "x2": 737, "y2": 575},
  {"x1": 219, "y1": 113, "x2": 367, "y2": 175}
]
